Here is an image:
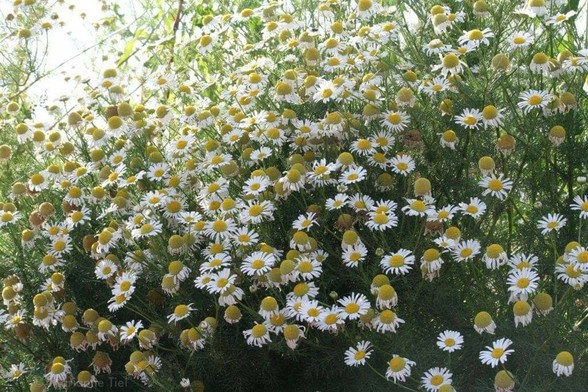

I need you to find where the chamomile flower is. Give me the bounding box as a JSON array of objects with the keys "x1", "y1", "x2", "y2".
[
  {"x1": 507, "y1": 268, "x2": 539, "y2": 302},
  {"x1": 479, "y1": 338, "x2": 514, "y2": 367},
  {"x1": 317, "y1": 306, "x2": 344, "y2": 332},
  {"x1": 513, "y1": 300, "x2": 533, "y2": 327},
  {"x1": 537, "y1": 213, "x2": 567, "y2": 235},
  {"x1": 437, "y1": 330, "x2": 464, "y2": 352},
  {"x1": 243, "y1": 323, "x2": 271, "y2": 347},
  {"x1": 421, "y1": 77, "x2": 450, "y2": 96},
  {"x1": 381, "y1": 110, "x2": 410, "y2": 132},
  {"x1": 365, "y1": 211, "x2": 398, "y2": 231},
  {"x1": 508, "y1": 253, "x2": 539, "y2": 271},
  {"x1": 474, "y1": 311, "x2": 496, "y2": 334},
  {"x1": 241, "y1": 251, "x2": 276, "y2": 276},
  {"x1": 390, "y1": 154, "x2": 415, "y2": 176},
  {"x1": 479, "y1": 174, "x2": 513, "y2": 200},
  {"x1": 119, "y1": 320, "x2": 143, "y2": 343},
  {"x1": 338, "y1": 293, "x2": 370, "y2": 320},
  {"x1": 556, "y1": 262, "x2": 588, "y2": 289},
  {"x1": 553, "y1": 351, "x2": 574, "y2": 377},
  {"x1": 518, "y1": 90, "x2": 552, "y2": 113},
  {"x1": 483, "y1": 244, "x2": 508, "y2": 269},
  {"x1": 167, "y1": 303, "x2": 195, "y2": 324},
  {"x1": 570, "y1": 195, "x2": 588, "y2": 218},
  {"x1": 421, "y1": 367, "x2": 453, "y2": 391},
  {"x1": 386, "y1": 355, "x2": 416, "y2": 383},
  {"x1": 481, "y1": 105, "x2": 505, "y2": 128},
  {"x1": 242, "y1": 175, "x2": 271, "y2": 196},
  {"x1": 325, "y1": 193, "x2": 348, "y2": 210},
  {"x1": 339, "y1": 166, "x2": 367, "y2": 184},
  {"x1": 344, "y1": 341, "x2": 373, "y2": 367},
  {"x1": 342, "y1": 243, "x2": 368, "y2": 267},
  {"x1": 402, "y1": 198, "x2": 432, "y2": 217},
  {"x1": 509, "y1": 31, "x2": 534, "y2": 50},
  {"x1": 567, "y1": 246, "x2": 588, "y2": 271},
  {"x1": 451, "y1": 239, "x2": 481, "y2": 263},
  {"x1": 95, "y1": 259, "x2": 118, "y2": 280},
  {"x1": 373, "y1": 309, "x2": 405, "y2": 333},
  {"x1": 44, "y1": 359, "x2": 71, "y2": 388},
  {"x1": 458, "y1": 28, "x2": 494, "y2": 48},
  {"x1": 5, "y1": 362, "x2": 26, "y2": 380},
  {"x1": 380, "y1": 249, "x2": 415, "y2": 275},
  {"x1": 458, "y1": 197, "x2": 487, "y2": 218}
]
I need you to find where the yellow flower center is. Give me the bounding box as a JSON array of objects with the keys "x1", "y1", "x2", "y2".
[
  {"x1": 517, "y1": 278, "x2": 530, "y2": 288},
  {"x1": 389, "y1": 255, "x2": 405, "y2": 267},
  {"x1": 345, "y1": 303, "x2": 360, "y2": 314},
  {"x1": 430, "y1": 375, "x2": 444, "y2": 386},
  {"x1": 488, "y1": 179, "x2": 503, "y2": 191},
  {"x1": 528, "y1": 95, "x2": 543, "y2": 106},
  {"x1": 389, "y1": 357, "x2": 406, "y2": 372}
]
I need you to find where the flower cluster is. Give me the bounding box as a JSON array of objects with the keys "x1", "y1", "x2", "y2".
[{"x1": 0, "y1": 0, "x2": 586, "y2": 390}]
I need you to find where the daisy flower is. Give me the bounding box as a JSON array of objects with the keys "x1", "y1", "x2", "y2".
[
  {"x1": 389, "y1": 154, "x2": 416, "y2": 176},
  {"x1": 421, "y1": 248, "x2": 444, "y2": 273},
  {"x1": 451, "y1": 239, "x2": 481, "y2": 263},
  {"x1": 437, "y1": 330, "x2": 464, "y2": 352},
  {"x1": 507, "y1": 268, "x2": 539, "y2": 302},
  {"x1": 458, "y1": 197, "x2": 487, "y2": 218},
  {"x1": 295, "y1": 256, "x2": 322, "y2": 281},
  {"x1": 481, "y1": 105, "x2": 505, "y2": 128},
  {"x1": 241, "y1": 251, "x2": 276, "y2": 276},
  {"x1": 366, "y1": 211, "x2": 398, "y2": 231},
  {"x1": 439, "y1": 130, "x2": 458, "y2": 149},
  {"x1": 483, "y1": 243, "x2": 508, "y2": 269},
  {"x1": 243, "y1": 323, "x2": 271, "y2": 347},
  {"x1": 231, "y1": 227, "x2": 259, "y2": 247},
  {"x1": 556, "y1": 263, "x2": 588, "y2": 289},
  {"x1": 479, "y1": 174, "x2": 513, "y2": 200},
  {"x1": 131, "y1": 221, "x2": 163, "y2": 239},
  {"x1": 508, "y1": 253, "x2": 539, "y2": 271},
  {"x1": 351, "y1": 138, "x2": 378, "y2": 157},
  {"x1": 547, "y1": 11, "x2": 576, "y2": 26},
  {"x1": 95, "y1": 259, "x2": 118, "y2": 280},
  {"x1": 529, "y1": 52, "x2": 553, "y2": 75},
  {"x1": 553, "y1": 351, "x2": 574, "y2": 377},
  {"x1": 458, "y1": 28, "x2": 494, "y2": 48},
  {"x1": 5, "y1": 363, "x2": 26, "y2": 380},
  {"x1": 402, "y1": 198, "x2": 432, "y2": 217},
  {"x1": 97, "y1": 319, "x2": 118, "y2": 341},
  {"x1": 120, "y1": 320, "x2": 143, "y2": 343},
  {"x1": 44, "y1": 359, "x2": 72, "y2": 388},
  {"x1": 570, "y1": 195, "x2": 588, "y2": 218},
  {"x1": 167, "y1": 303, "x2": 195, "y2": 324},
  {"x1": 479, "y1": 338, "x2": 514, "y2": 367},
  {"x1": 474, "y1": 311, "x2": 496, "y2": 334},
  {"x1": 567, "y1": 246, "x2": 588, "y2": 271},
  {"x1": 509, "y1": 31, "x2": 533, "y2": 50},
  {"x1": 373, "y1": 309, "x2": 405, "y2": 333},
  {"x1": 421, "y1": 367, "x2": 453, "y2": 391},
  {"x1": 204, "y1": 218, "x2": 236, "y2": 240},
  {"x1": 342, "y1": 243, "x2": 368, "y2": 267},
  {"x1": 381, "y1": 110, "x2": 410, "y2": 132},
  {"x1": 317, "y1": 306, "x2": 345, "y2": 332},
  {"x1": 242, "y1": 175, "x2": 271, "y2": 196},
  {"x1": 421, "y1": 77, "x2": 450, "y2": 96},
  {"x1": 338, "y1": 293, "x2": 370, "y2": 320},
  {"x1": 112, "y1": 271, "x2": 137, "y2": 298},
  {"x1": 427, "y1": 205, "x2": 457, "y2": 222},
  {"x1": 344, "y1": 341, "x2": 373, "y2": 367},
  {"x1": 537, "y1": 213, "x2": 567, "y2": 235},
  {"x1": 518, "y1": 90, "x2": 552, "y2": 113},
  {"x1": 385, "y1": 355, "x2": 416, "y2": 383},
  {"x1": 339, "y1": 166, "x2": 367, "y2": 185},
  {"x1": 435, "y1": 53, "x2": 465, "y2": 76},
  {"x1": 513, "y1": 300, "x2": 533, "y2": 327}
]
